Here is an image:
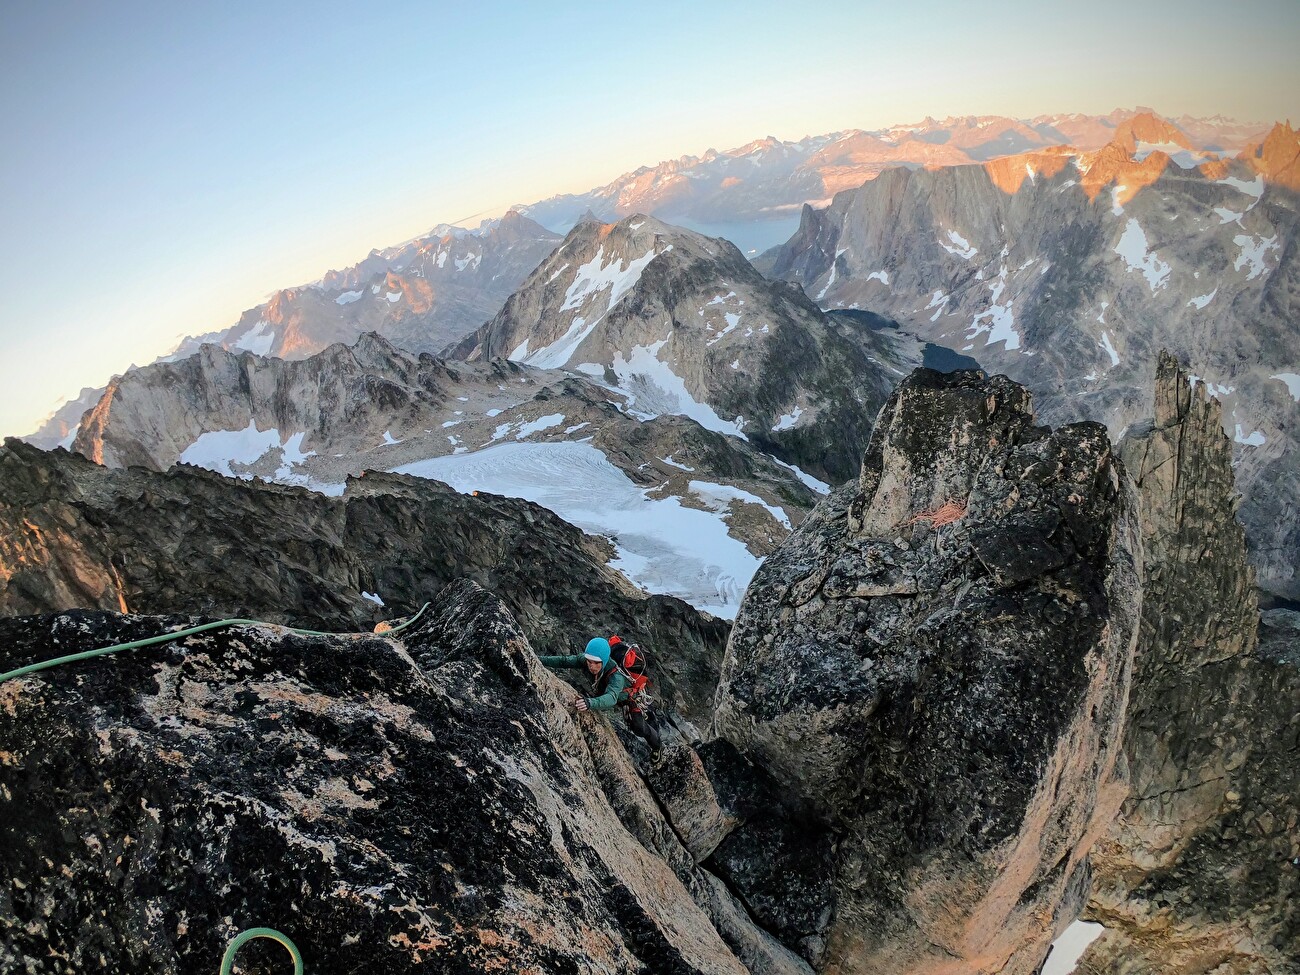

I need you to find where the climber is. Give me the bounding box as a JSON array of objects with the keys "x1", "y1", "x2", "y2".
[{"x1": 540, "y1": 637, "x2": 663, "y2": 757}]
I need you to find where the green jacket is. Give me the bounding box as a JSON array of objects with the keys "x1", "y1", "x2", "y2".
[{"x1": 539, "y1": 655, "x2": 629, "y2": 711}]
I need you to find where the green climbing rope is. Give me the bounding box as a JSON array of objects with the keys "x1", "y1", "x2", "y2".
[
  {"x1": 220, "y1": 927, "x2": 303, "y2": 974},
  {"x1": 0, "y1": 602, "x2": 429, "y2": 685}
]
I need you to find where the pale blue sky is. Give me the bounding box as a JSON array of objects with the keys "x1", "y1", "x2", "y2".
[{"x1": 2, "y1": 0, "x2": 1297, "y2": 435}]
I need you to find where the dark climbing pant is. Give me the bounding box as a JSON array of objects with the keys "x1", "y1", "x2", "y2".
[{"x1": 625, "y1": 708, "x2": 662, "y2": 752}]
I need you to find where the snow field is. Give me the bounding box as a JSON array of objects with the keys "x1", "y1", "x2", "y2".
[{"x1": 391, "y1": 441, "x2": 764, "y2": 617}]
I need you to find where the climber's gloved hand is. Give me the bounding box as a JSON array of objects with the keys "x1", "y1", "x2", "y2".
[{"x1": 574, "y1": 697, "x2": 589, "y2": 713}]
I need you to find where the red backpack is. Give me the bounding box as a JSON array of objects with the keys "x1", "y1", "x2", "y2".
[{"x1": 609, "y1": 635, "x2": 652, "y2": 709}]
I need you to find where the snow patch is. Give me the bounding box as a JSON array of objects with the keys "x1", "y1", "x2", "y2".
[
  {"x1": 335, "y1": 290, "x2": 364, "y2": 305},
  {"x1": 1234, "y1": 424, "x2": 1266, "y2": 446},
  {"x1": 689, "y1": 480, "x2": 792, "y2": 530},
  {"x1": 771, "y1": 406, "x2": 803, "y2": 432},
  {"x1": 180, "y1": 422, "x2": 284, "y2": 477},
  {"x1": 522, "y1": 244, "x2": 663, "y2": 369},
  {"x1": 381, "y1": 430, "x2": 402, "y2": 446},
  {"x1": 966, "y1": 265, "x2": 1019, "y2": 351},
  {"x1": 385, "y1": 291, "x2": 402, "y2": 303},
  {"x1": 771, "y1": 456, "x2": 830, "y2": 495},
  {"x1": 1218, "y1": 174, "x2": 1264, "y2": 200},
  {"x1": 560, "y1": 245, "x2": 658, "y2": 314},
  {"x1": 610, "y1": 335, "x2": 748, "y2": 440},
  {"x1": 866, "y1": 270, "x2": 890, "y2": 285},
  {"x1": 232, "y1": 321, "x2": 275, "y2": 356},
  {"x1": 1041, "y1": 921, "x2": 1105, "y2": 975},
  {"x1": 1114, "y1": 219, "x2": 1171, "y2": 292},
  {"x1": 1099, "y1": 331, "x2": 1120, "y2": 367},
  {"x1": 361, "y1": 591, "x2": 385, "y2": 607},
  {"x1": 514, "y1": 413, "x2": 565, "y2": 439},
  {"x1": 1188, "y1": 289, "x2": 1217, "y2": 310},
  {"x1": 940, "y1": 229, "x2": 977, "y2": 260},
  {"x1": 1232, "y1": 234, "x2": 1278, "y2": 280},
  {"x1": 1271, "y1": 373, "x2": 1300, "y2": 401}
]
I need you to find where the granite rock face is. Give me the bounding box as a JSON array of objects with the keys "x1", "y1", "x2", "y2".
[
  {"x1": 714, "y1": 368, "x2": 1144, "y2": 974},
  {"x1": 0, "y1": 580, "x2": 803, "y2": 974},
  {"x1": 1078, "y1": 352, "x2": 1300, "y2": 973}
]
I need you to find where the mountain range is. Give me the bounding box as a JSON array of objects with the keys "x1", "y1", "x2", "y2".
[
  {"x1": 21, "y1": 106, "x2": 1297, "y2": 609},
  {"x1": 514, "y1": 108, "x2": 1268, "y2": 247},
  {"x1": 24, "y1": 105, "x2": 1269, "y2": 455},
  {"x1": 761, "y1": 112, "x2": 1300, "y2": 599}
]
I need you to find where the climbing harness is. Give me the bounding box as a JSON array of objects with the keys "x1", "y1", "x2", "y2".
[
  {"x1": 0, "y1": 603, "x2": 430, "y2": 685},
  {"x1": 220, "y1": 927, "x2": 303, "y2": 974}
]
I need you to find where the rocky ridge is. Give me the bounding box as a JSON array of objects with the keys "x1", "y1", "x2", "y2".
[
  {"x1": 515, "y1": 109, "x2": 1264, "y2": 239},
  {"x1": 763, "y1": 114, "x2": 1300, "y2": 600},
  {"x1": 1077, "y1": 353, "x2": 1299, "y2": 973},
  {"x1": 0, "y1": 580, "x2": 806, "y2": 974},
  {"x1": 0, "y1": 436, "x2": 730, "y2": 727}
]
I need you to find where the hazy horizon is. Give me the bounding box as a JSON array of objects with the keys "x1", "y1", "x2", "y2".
[{"x1": 3, "y1": 0, "x2": 1298, "y2": 436}]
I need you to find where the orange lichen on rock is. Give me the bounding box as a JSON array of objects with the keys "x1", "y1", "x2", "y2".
[{"x1": 906, "y1": 498, "x2": 967, "y2": 527}]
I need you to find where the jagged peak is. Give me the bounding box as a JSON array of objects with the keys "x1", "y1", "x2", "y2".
[
  {"x1": 1241, "y1": 120, "x2": 1300, "y2": 191},
  {"x1": 1110, "y1": 111, "x2": 1194, "y2": 152}
]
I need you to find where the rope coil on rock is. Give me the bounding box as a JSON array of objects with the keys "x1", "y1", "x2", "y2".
[
  {"x1": 220, "y1": 927, "x2": 303, "y2": 974},
  {"x1": 0, "y1": 602, "x2": 430, "y2": 685}
]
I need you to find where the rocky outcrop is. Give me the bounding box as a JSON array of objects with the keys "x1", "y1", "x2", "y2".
[
  {"x1": 1077, "y1": 353, "x2": 1300, "y2": 973},
  {"x1": 713, "y1": 368, "x2": 1143, "y2": 974},
  {"x1": 0, "y1": 580, "x2": 806, "y2": 974},
  {"x1": 169, "y1": 211, "x2": 562, "y2": 361},
  {"x1": 452, "y1": 214, "x2": 906, "y2": 483},
  {"x1": 0, "y1": 438, "x2": 728, "y2": 727},
  {"x1": 763, "y1": 121, "x2": 1300, "y2": 601}
]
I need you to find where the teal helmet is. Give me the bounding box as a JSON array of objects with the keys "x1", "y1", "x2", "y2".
[{"x1": 583, "y1": 637, "x2": 611, "y2": 666}]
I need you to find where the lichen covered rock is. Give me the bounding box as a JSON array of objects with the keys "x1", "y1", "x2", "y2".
[{"x1": 0, "y1": 581, "x2": 783, "y2": 974}]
